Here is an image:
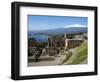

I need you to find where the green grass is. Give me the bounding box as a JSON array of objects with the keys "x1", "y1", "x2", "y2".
[
  {"x1": 68, "y1": 48, "x2": 87, "y2": 64},
  {"x1": 61, "y1": 41, "x2": 88, "y2": 65}
]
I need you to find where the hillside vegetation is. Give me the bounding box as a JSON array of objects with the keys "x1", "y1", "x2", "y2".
[{"x1": 61, "y1": 40, "x2": 87, "y2": 65}]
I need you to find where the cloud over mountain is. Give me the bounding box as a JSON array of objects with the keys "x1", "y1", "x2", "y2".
[{"x1": 64, "y1": 24, "x2": 87, "y2": 28}]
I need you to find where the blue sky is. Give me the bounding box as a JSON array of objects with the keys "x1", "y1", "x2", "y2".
[{"x1": 28, "y1": 15, "x2": 88, "y2": 31}]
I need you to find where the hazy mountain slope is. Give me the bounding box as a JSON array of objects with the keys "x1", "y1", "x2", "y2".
[{"x1": 28, "y1": 27, "x2": 87, "y2": 36}]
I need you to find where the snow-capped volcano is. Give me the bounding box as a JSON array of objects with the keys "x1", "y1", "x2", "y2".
[{"x1": 64, "y1": 24, "x2": 87, "y2": 28}]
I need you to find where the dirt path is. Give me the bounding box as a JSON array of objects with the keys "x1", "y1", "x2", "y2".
[
  {"x1": 28, "y1": 54, "x2": 66, "y2": 67},
  {"x1": 80, "y1": 59, "x2": 87, "y2": 64}
]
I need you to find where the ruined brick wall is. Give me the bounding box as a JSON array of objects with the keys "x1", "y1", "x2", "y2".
[{"x1": 66, "y1": 39, "x2": 83, "y2": 49}]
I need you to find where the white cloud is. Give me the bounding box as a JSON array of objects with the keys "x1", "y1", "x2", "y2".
[{"x1": 64, "y1": 24, "x2": 87, "y2": 28}]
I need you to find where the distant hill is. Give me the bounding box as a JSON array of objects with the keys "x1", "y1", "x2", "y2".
[{"x1": 28, "y1": 27, "x2": 87, "y2": 36}]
